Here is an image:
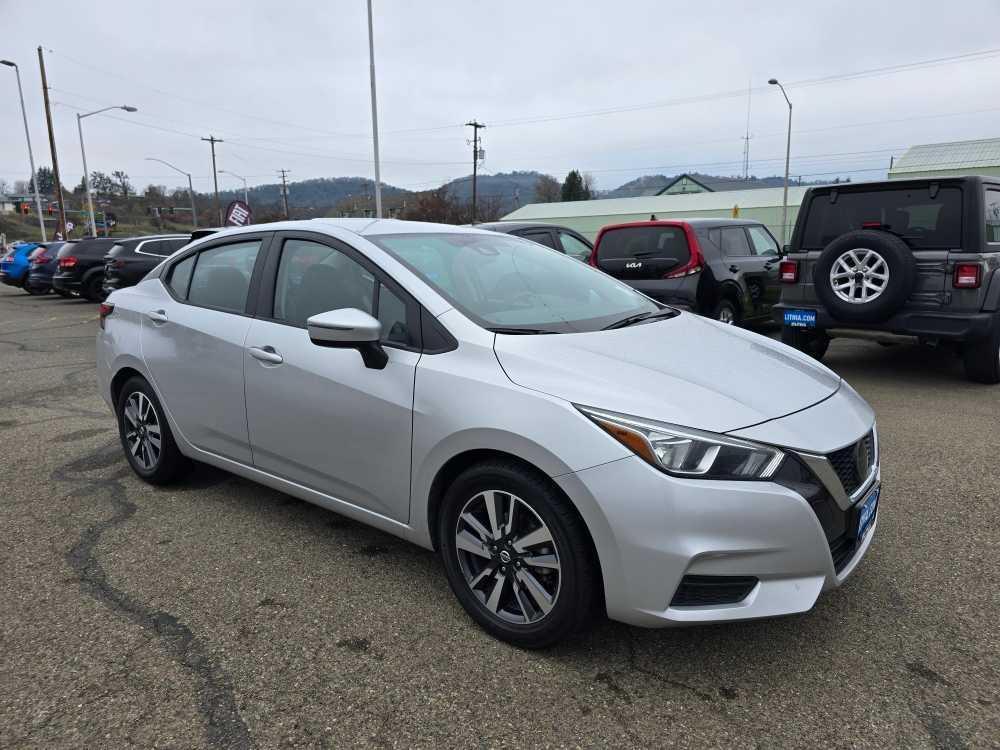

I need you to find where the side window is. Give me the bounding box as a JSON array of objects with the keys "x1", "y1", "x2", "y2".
[
  {"x1": 141, "y1": 240, "x2": 169, "y2": 257},
  {"x1": 746, "y1": 225, "x2": 779, "y2": 256},
  {"x1": 376, "y1": 283, "x2": 417, "y2": 347},
  {"x1": 186, "y1": 240, "x2": 261, "y2": 313},
  {"x1": 558, "y1": 231, "x2": 592, "y2": 261},
  {"x1": 987, "y1": 190, "x2": 1000, "y2": 243},
  {"x1": 164, "y1": 238, "x2": 189, "y2": 255},
  {"x1": 273, "y1": 239, "x2": 375, "y2": 327},
  {"x1": 167, "y1": 254, "x2": 196, "y2": 299},
  {"x1": 720, "y1": 227, "x2": 752, "y2": 257},
  {"x1": 519, "y1": 230, "x2": 557, "y2": 250}
]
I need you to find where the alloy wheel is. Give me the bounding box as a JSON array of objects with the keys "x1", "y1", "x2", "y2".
[
  {"x1": 830, "y1": 248, "x2": 889, "y2": 304},
  {"x1": 123, "y1": 391, "x2": 162, "y2": 471},
  {"x1": 454, "y1": 490, "x2": 561, "y2": 624},
  {"x1": 717, "y1": 307, "x2": 735, "y2": 324}
]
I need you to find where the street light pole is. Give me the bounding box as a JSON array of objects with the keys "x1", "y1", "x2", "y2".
[
  {"x1": 1, "y1": 60, "x2": 46, "y2": 241},
  {"x1": 145, "y1": 157, "x2": 197, "y2": 227},
  {"x1": 219, "y1": 170, "x2": 248, "y2": 206},
  {"x1": 769, "y1": 78, "x2": 793, "y2": 246},
  {"x1": 77, "y1": 105, "x2": 138, "y2": 236},
  {"x1": 366, "y1": 0, "x2": 383, "y2": 219}
]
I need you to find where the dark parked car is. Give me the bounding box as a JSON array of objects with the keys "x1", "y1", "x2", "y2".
[
  {"x1": 775, "y1": 176, "x2": 1000, "y2": 383},
  {"x1": 25, "y1": 241, "x2": 68, "y2": 295},
  {"x1": 590, "y1": 218, "x2": 782, "y2": 325},
  {"x1": 102, "y1": 234, "x2": 190, "y2": 295},
  {"x1": 476, "y1": 222, "x2": 594, "y2": 261},
  {"x1": 52, "y1": 237, "x2": 118, "y2": 301}
]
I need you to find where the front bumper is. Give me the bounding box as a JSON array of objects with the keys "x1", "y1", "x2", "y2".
[
  {"x1": 556, "y1": 450, "x2": 878, "y2": 629},
  {"x1": 774, "y1": 302, "x2": 997, "y2": 340}
]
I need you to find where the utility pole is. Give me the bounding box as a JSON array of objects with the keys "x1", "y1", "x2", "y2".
[
  {"x1": 366, "y1": 0, "x2": 383, "y2": 219},
  {"x1": 741, "y1": 79, "x2": 752, "y2": 180},
  {"x1": 37, "y1": 47, "x2": 66, "y2": 239},
  {"x1": 278, "y1": 169, "x2": 290, "y2": 219},
  {"x1": 1, "y1": 60, "x2": 46, "y2": 241},
  {"x1": 201, "y1": 135, "x2": 223, "y2": 225},
  {"x1": 465, "y1": 120, "x2": 485, "y2": 224}
]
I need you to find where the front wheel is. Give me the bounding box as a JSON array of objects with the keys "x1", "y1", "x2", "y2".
[
  {"x1": 712, "y1": 298, "x2": 741, "y2": 326},
  {"x1": 781, "y1": 326, "x2": 830, "y2": 360},
  {"x1": 438, "y1": 461, "x2": 598, "y2": 648},
  {"x1": 962, "y1": 322, "x2": 1000, "y2": 384},
  {"x1": 116, "y1": 376, "x2": 187, "y2": 483}
]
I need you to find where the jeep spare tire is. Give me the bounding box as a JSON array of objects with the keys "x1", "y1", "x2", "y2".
[{"x1": 813, "y1": 229, "x2": 916, "y2": 323}]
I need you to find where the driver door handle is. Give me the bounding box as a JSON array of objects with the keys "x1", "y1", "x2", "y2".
[
  {"x1": 247, "y1": 345, "x2": 283, "y2": 365},
  {"x1": 728, "y1": 264, "x2": 740, "y2": 274},
  {"x1": 146, "y1": 309, "x2": 168, "y2": 324}
]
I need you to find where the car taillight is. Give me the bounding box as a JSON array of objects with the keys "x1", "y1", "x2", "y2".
[
  {"x1": 663, "y1": 224, "x2": 704, "y2": 279},
  {"x1": 953, "y1": 263, "x2": 981, "y2": 289},
  {"x1": 664, "y1": 263, "x2": 702, "y2": 279},
  {"x1": 98, "y1": 302, "x2": 115, "y2": 330},
  {"x1": 32, "y1": 254, "x2": 50, "y2": 265},
  {"x1": 59, "y1": 256, "x2": 78, "y2": 269},
  {"x1": 779, "y1": 260, "x2": 799, "y2": 283}
]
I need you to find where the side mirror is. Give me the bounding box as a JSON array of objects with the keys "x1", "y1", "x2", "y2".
[{"x1": 306, "y1": 308, "x2": 388, "y2": 370}]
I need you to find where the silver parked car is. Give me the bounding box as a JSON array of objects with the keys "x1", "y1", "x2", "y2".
[{"x1": 97, "y1": 219, "x2": 881, "y2": 648}]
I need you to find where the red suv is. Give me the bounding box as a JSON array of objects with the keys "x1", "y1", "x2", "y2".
[{"x1": 590, "y1": 219, "x2": 782, "y2": 326}]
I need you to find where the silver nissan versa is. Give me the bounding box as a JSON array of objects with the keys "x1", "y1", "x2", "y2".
[{"x1": 96, "y1": 219, "x2": 880, "y2": 648}]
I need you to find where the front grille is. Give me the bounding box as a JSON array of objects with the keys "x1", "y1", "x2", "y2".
[
  {"x1": 827, "y1": 431, "x2": 875, "y2": 495},
  {"x1": 670, "y1": 575, "x2": 758, "y2": 607}
]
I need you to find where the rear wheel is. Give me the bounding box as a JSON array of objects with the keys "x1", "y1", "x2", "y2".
[
  {"x1": 781, "y1": 326, "x2": 830, "y2": 360},
  {"x1": 438, "y1": 461, "x2": 597, "y2": 648},
  {"x1": 712, "y1": 298, "x2": 740, "y2": 326},
  {"x1": 82, "y1": 274, "x2": 105, "y2": 302},
  {"x1": 962, "y1": 321, "x2": 1000, "y2": 384},
  {"x1": 116, "y1": 376, "x2": 187, "y2": 483},
  {"x1": 24, "y1": 283, "x2": 48, "y2": 296}
]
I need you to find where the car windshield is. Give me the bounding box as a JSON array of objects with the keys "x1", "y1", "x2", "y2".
[
  {"x1": 800, "y1": 186, "x2": 963, "y2": 249},
  {"x1": 369, "y1": 232, "x2": 660, "y2": 332}
]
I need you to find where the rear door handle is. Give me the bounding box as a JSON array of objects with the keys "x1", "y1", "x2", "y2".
[
  {"x1": 247, "y1": 345, "x2": 283, "y2": 365},
  {"x1": 146, "y1": 309, "x2": 168, "y2": 324}
]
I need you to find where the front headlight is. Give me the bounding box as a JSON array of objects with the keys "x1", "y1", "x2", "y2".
[{"x1": 577, "y1": 405, "x2": 784, "y2": 480}]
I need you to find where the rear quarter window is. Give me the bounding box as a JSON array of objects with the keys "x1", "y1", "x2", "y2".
[
  {"x1": 986, "y1": 189, "x2": 1000, "y2": 244},
  {"x1": 597, "y1": 226, "x2": 691, "y2": 265}
]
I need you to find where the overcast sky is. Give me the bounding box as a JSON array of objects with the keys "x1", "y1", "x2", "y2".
[{"x1": 3, "y1": 0, "x2": 1000, "y2": 198}]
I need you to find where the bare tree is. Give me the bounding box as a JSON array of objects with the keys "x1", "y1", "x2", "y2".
[{"x1": 533, "y1": 174, "x2": 561, "y2": 203}]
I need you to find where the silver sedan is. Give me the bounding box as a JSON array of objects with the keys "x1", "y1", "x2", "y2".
[{"x1": 97, "y1": 219, "x2": 880, "y2": 648}]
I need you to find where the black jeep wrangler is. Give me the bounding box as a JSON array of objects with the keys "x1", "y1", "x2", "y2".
[{"x1": 775, "y1": 176, "x2": 1000, "y2": 383}]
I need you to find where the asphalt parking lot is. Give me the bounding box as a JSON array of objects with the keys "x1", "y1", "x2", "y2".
[{"x1": 0, "y1": 284, "x2": 997, "y2": 749}]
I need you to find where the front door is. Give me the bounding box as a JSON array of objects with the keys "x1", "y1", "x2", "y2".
[{"x1": 243, "y1": 235, "x2": 420, "y2": 523}]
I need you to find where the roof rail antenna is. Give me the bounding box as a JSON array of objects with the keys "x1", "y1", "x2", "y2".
[{"x1": 650, "y1": 214, "x2": 657, "y2": 220}]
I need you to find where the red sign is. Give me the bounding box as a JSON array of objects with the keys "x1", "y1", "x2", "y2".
[{"x1": 224, "y1": 200, "x2": 252, "y2": 227}]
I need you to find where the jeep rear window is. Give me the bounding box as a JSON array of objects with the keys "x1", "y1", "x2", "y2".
[
  {"x1": 801, "y1": 186, "x2": 962, "y2": 249},
  {"x1": 597, "y1": 226, "x2": 691, "y2": 265}
]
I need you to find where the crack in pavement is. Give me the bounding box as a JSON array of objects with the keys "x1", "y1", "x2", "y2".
[{"x1": 54, "y1": 442, "x2": 252, "y2": 749}]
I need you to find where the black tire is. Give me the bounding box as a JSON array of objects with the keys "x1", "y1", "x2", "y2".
[
  {"x1": 438, "y1": 460, "x2": 598, "y2": 649},
  {"x1": 813, "y1": 230, "x2": 916, "y2": 323},
  {"x1": 56, "y1": 289, "x2": 73, "y2": 298},
  {"x1": 24, "y1": 283, "x2": 48, "y2": 296},
  {"x1": 116, "y1": 376, "x2": 187, "y2": 484},
  {"x1": 781, "y1": 326, "x2": 830, "y2": 360},
  {"x1": 82, "y1": 274, "x2": 105, "y2": 302},
  {"x1": 712, "y1": 298, "x2": 741, "y2": 326},
  {"x1": 962, "y1": 321, "x2": 1000, "y2": 384}
]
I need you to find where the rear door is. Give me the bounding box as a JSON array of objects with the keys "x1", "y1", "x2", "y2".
[
  {"x1": 738, "y1": 225, "x2": 782, "y2": 312},
  {"x1": 515, "y1": 228, "x2": 559, "y2": 251},
  {"x1": 141, "y1": 234, "x2": 271, "y2": 463},
  {"x1": 242, "y1": 232, "x2": 419, "y2": 523}
]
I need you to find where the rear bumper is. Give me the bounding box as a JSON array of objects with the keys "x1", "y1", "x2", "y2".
[
  {"x1": 52, "y1": 273, "x2": 82, "y2": 293},
  {"x1": 0, "y1": 269, "x2": 27, "y2": 286},
  {"x1": 774, "y1": 303, "x2": 998, "y2": 340}
]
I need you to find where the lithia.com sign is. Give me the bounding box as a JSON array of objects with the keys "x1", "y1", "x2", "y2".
[{"x1": 224, "y1": 200, "x2": 252, "y2": 227}]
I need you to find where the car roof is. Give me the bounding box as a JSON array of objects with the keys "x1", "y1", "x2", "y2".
[
  {"x1": 115, "y1": 234, "x2": 189, "y2": 247},
  {"x1": 600, "y1": 217, "x2": 764, "y2": 232},
  {"x1": 475, "y1": 221, "x2": 578, "y2": 233}
]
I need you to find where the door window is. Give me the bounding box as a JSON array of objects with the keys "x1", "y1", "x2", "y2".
[
  {"x1": 167, "y1": 254, "x2": 196, "y2": 298},
  {"x1": 746, "y1": 225, "x2": 779, "y2": 256},
  {"x1": 986, "y1": 190, "x2": 1000, "y2": 243},
  {"x1": 273, "y1": 239, "x2": 376, "y2": 327},
  {"x1": 186, "y1": 240, "x2": 261, "y2": 313},
  {"x1": 519, "y1": 230, "x2": 557, "y2": 250},
  {"x1": 558, "y1": 231, "x2": 593, "y2": 261},
  {"x1": 376, "y1": 283, "x2": 417, "y2": 346},
  {"x1": 719, "y1": 227, "x2": 752, "y2": 257}
]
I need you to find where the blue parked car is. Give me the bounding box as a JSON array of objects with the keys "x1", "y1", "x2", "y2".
[
  {"x1": 25, "y1": 242, "x2": 67, "y2": 296},
  {"x1": 0, "y1": 242, "x2": 41, "y2": 293}
]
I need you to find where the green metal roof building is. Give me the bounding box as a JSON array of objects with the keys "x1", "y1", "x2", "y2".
[
  {"x1": 501, "y1": 184, "x2": 813, "y2": 244},
  {"x1": 889, "y1": 137, "x2": 1000, "y2": 180}
]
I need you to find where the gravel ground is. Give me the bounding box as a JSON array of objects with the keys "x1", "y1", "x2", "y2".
[{"x1": 0, "y1": 284, "x2": 997, "y2": 749}]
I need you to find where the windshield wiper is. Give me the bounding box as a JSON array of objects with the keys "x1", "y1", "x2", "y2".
[
  {"x1": 602, "y1": 308, "x2": 679, "y2": 330},
  {"x1": 486, "y1": 327, "x2": 557, "y2": 335}
]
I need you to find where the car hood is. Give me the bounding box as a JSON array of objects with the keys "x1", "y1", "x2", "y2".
[{"x1": 493, "y1": 313, "x2": 841, "y2": 434}]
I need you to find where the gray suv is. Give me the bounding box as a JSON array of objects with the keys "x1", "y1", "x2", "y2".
[{"x1": 775, "y1": 177, "x2": 1000, "y2": 383}]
